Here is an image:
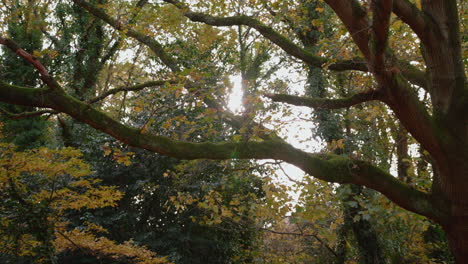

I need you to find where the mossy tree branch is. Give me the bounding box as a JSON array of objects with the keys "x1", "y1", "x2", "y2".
[
  {"x1": 328, "y1": 59, "x2": 368, "y2": 72},
  {"x1": 329, "y1": 58, "x2": 427, "y2": 90},
  {"x1": 0, "y1": 80, "x2": 174, "y2": 120},
  {"x1": 0, "y1": 81, "x2": 444, "y2": 223},
  {"x1": 265, "y1": 90, "x2": 380, "y2": 109},
  {"x1": 369, "y1": 0, "x2": 393, "y2": 73},
  {"x1": 392, "y1": 0, "x2": 435, "y2": 46}
]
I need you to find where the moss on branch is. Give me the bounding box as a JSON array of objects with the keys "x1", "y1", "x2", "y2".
[
  {"x1": 0, "y1": 80, "x2": 445, "y2": 222},
  {"x1": 265, "y1": 90, "x2": 380, "y2": 109}
]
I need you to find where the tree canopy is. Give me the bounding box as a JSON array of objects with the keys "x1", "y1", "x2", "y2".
[{"x1": 0, "y1": 0, "x2": 466, "y2": 263}]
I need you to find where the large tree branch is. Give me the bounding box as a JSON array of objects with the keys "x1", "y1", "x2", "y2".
[
  {"x1": 0, "y1": 37, "x2": 61, "y2": 91},
  {"x1": 369, "y1": 0, "x2": 393, "y2": 73},
  {"x1": 392, "y1": 0, "x2": 434, "y2": 46},
  {"x1": 380, "y1": 73, "x2": 449, "y2": 171},
  {"x1": 0, "y1": 81, "x2": 444, "y2": 222},
  {"x1": 0, "y1": 80, "x2": 172, "y2": 120},
  {"x1": 328, "y1": 59, "x2": 368, "y2": 72},
  {"x1": 324, "y1": 0, "x2": 371, "y2": 60},
  {"x1": 366, "y1": 0, "x2": 450, "y2": 170},
  {"x1": 0, "y1": 82, "x2": 51, "y2": 106},
  {"x1": 265, "y1": 90, "x2": 380, "y2": 109},
  {"x1": 393, "y1": 58, "x2": 427, "y2": 89},
  {"x1": 163, "y1": 0, "x2": 326, "y2": 67},
  {"x1": 329, "y1": 58, "x2": 427, "y2": 89}
]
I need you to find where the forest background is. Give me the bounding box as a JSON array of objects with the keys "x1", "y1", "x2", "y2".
[{"x1": 0, "y1": 0, "x2": 466, "y2": 263}]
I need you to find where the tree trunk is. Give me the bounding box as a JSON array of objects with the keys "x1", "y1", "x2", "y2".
[
  {"x1": 444, "y1": 209, "x2": 468, "y2": 262},
  {"x1": 396, "y1": 125, "x2": 410, "y2": 183},
  {"x1": 436, "y1": 149, "x2": 468, "y2": 263},
  {"x1": 434, "y1": 160, "x2": 468, "y2": 263}
]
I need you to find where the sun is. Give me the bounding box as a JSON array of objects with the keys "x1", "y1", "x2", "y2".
[{"x1": 227, "y1": 74, "x2": 244, "y2": 114}]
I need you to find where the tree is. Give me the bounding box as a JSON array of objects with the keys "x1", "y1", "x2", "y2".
[
  {"x1": 0, "y1": 142, "x2": 172, "y2": 264},
  {"x1": 0, "y1": 0, "x2": 466, "y2": 261},
  {"x1": 0, "y1": 2, "x2": 48, "y2": 149},
  {"x1": 292, "y1": 2, "x2": 384, "y2": 262}
]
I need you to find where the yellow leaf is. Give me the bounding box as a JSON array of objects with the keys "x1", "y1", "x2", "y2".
[
  {"x1": 32, "y1": 50, "x2": 42, "y2": 58},
  {"x1": 103, "y1": 145, "x2": 111, "y2": 156}
]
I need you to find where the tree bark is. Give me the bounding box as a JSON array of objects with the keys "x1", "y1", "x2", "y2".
[
  {"x1": 444, "y1": 203, "x2": 468, "y2": 262},
  {"x1": 396, "y1": 125, "x2": 411, "y2": 183}
]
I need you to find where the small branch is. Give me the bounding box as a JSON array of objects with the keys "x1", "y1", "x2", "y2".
[
  {"x1": 100, "y1": 37, "x2": 121, "y2": 65},
  {"x1": 72, "y1": 0, "x2": 180, "y2": 72},
  {"x1": 40, "y1": 28, "x2": 61, "y2": 47},
  {"x1": 265, "y1": 90, "x2": 380, "y2": 109},
  {"x1": 7, "y1": 175, "x2": 30, "y2": 207},
  {"x1": 0, "y1": 37, "x2": 61, "y2": 91},
  {"x1": 296, "y1": 223, "x2": 338, "y2": 257},
  {"x1": 261, "y1": 226, "x2": 338, "y2": 257},
  {"x1": 261, "y1": 227, "x2": 310, "y2": 237},
  {"x1": 98, "y1": 0, "x2": 148, "y2": 65},
  {"x1": 0, "y1": 108, "x2": 58, "y2": 120},
  {"x1": 328, "y1": 59, "x2": 368, "y2": 72},
  {"x1": 394, "y1": 58, "x2": 427, "y2": 90},
  {"x1": 278, "y1": 162, "x2": 305, "y2": 186},
  {"x1": 88, "y1": 80, "x2": 173, "y2": 104},
  {"x1": 56, "y1": 230, "x2": 90, "y2": 255}
]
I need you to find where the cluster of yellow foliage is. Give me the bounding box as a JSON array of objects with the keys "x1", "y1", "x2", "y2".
[
  {"x1": 0, "y1": 143, "x2": 170, "y2": 263},
  {"x1": 0, "y1": 143, "x2": 121, "y2": 213},
  {"x1": 55, "y1": 225, "x2": 169, "y2": 264}
]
